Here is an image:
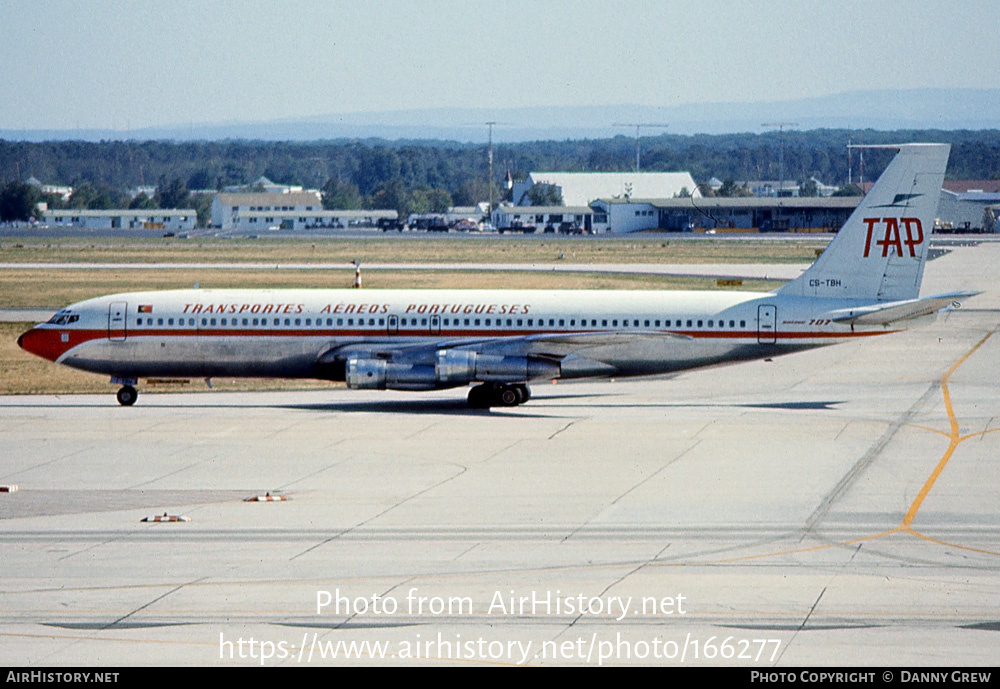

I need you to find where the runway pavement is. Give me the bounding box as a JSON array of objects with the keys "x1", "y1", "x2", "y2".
[{"x1": 1, "y1": 245, "x2": 999, "y2": 667}]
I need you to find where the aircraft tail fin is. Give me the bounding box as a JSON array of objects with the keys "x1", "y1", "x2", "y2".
[{"x1": 779, "y1": 143, "x2": 950, "y2": 302}]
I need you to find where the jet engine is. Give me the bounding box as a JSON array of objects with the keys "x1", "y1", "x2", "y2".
[{"x1": 344, "y1": 350, "x2": 560, "y2": 391}]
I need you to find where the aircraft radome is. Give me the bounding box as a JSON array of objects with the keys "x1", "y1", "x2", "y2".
[{"x1": 18, "y1": 144, "x2": 974, "y2": 409}]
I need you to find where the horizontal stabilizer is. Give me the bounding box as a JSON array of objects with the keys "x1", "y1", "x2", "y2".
[{"x1": 821, "y1": 291, "x2": 978, "y2": 325}]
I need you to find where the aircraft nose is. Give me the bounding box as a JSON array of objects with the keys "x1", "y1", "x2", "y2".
[{"x1": 17, "y1": 326, "x2": 63, "y2": 362}]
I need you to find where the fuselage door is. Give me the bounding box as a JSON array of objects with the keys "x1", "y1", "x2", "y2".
[
  {"x1": 387, "y1": 315, "x2": 399, "y2": 335},
  {"x1": 757, "y1": 304, "x2": 776, "y2": 344},
  {"x1": 430, "y1": 315, "x2": 441, "y2": 335},
  {"x1": 108, "y1": 302, "x2": 128, "y2": 342}
]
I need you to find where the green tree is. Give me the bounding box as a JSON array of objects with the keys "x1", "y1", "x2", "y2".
[
  {"x1": 191, "y1": 193, "x2": 213, "y2": 228},
  {"x1": 68, "y1": 182, "x2": 120, "y2": 210},
  {"x1": 0, "y1": 181, "x2": 41, "y2": 221},
  {"x1": 526, "y1": 183, "x2": 562, "y2": 206},
  {"x1": 368, "y1": 178, "x2": 411, "y2": 217},
  {"x1": 128, "y1": 192, "x2": 157, "y2": 210},
  {"x1": 798, "y1": 178, "x2": 819, "y2": 197},
  {"x1": 424, "y1": 187, "x2": 452, "y2": 213},
  {"x1": 716, "y1": 179, "x2": 752, "y2": 197},
  {"x1": 322, "y1": 178, "x2": 362, "y2": 209},
  {"x1": 156, "y1": 177, "x2": 190, "y2": 209}
]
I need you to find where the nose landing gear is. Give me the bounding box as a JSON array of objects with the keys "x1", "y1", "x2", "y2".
[{"x1": 112, "y1": 377, "x2": 138, "y2": 406}]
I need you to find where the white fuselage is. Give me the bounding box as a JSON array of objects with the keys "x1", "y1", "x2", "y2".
[{"x1": 25, "y1": 287, "x2": 900, "y2": 384}]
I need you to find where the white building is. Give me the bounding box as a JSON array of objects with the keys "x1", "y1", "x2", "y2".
[
  {"x1": 211, "y1": 192, "x2": 322, "y2": 229},
  {"x1": 491, "y1": 205, "x2": 594, "y2": 233},
  {"x1": 25, "y1": 177, "x2": 73, "y2": 202},
  {"x1": 43, "y1": 209, "x2": 197, "y2": 231},
  {"x1": 511, "y1": 171, "x2": 700, "y2": 207}
]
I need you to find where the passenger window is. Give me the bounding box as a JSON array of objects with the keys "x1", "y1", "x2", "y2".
[
  {"x1": 740, "y1": 320, "x2": 746, "y2": 327},
  {"x1": 602, "y1": 320, "x2": 607, "y2": 327},
  {"x1": 337, "y1": 318, "x2": 343, "y2": 326},
  {"x1": 305, "y1": 318, "x2": 311, "y2": 326},
  {"x1": 168, "y1": 318, "x2": 174, "y2": 326},
  {"x1": 252, "y1": 318, "x2": 259, "y2": 326},
  {"x1": 348, "y1": 319, "x2": 354, "y2": 326},
  {"x1": 708, "y1": 320, "x2": 714, "y2": 327},
  {"x1": 295, "y1": 318, "x2": 301, "y2": 326},
  {"x1": 242, "y1": 318, "x2": 249, "y2": 326},
  {"x1": 697, "y1": 320, "x2": 703, "y2": 327},
  {"x1": 686, "y1": 320, "x2": 692, "y2": 327},
  {"x1": 612, "y1": 320, "x2": 618, "y2": 327}
]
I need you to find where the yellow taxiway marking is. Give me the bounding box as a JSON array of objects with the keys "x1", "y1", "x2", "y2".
[{"x1": 715, "y1": 331, "x2": 999, "y2": 563}]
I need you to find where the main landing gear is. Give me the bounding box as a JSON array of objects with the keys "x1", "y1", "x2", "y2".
[{"x1": 467, "y1": 383, "x2": 531, "y2": 409}]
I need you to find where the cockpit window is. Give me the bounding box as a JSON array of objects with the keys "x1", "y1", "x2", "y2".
[{"x1": 46, "y1": 314, "x2": 79, "y2": 325}]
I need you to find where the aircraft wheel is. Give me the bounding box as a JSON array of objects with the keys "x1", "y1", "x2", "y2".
[
  {"x1": 116, "y1": 385, "x2": 138, "y2": 406},
  {"x1": 497, "y1": 384, "x2": 522, "y2": 407},
  {"x1": 467, "y1": 384, "x2": 491, "y2": 409},
  {"x1": 515, "y1": 384, "x2": 531, "y2": 402}
]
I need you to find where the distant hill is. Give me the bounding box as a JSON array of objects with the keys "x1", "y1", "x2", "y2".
[{"x1": 2, "y1": 88, "x2": 998, "y2": 143}]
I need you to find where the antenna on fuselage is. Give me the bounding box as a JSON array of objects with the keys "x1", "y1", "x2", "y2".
[{"x1": 353, "y1": 260, "x2": 361, "y2": 289}]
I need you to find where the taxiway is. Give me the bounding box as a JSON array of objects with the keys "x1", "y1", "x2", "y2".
[{"x1": 1, "y1": 244, "x2": 999, "y2": 666}]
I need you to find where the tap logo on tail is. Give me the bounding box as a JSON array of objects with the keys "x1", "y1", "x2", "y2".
[{"x1": 862, "y1": 217, "x2": 924, "y2": 258}]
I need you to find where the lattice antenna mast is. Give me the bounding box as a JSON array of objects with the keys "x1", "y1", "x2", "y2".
[
  {"x1": 762, "y1": 123, "x2": 799, "y2": 196},
  {"x1": 613, "y1": 123, "x2": 670, "y2": 172}
]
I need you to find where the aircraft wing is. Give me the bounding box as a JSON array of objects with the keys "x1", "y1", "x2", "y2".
[
  {"x1": 820, "y1": 291, "x2": 979, "y2": 326},
  {"x1": 447, "y1": 329, "x2": 693, "y2": 357},
  {"x1": 318, "y1": 330, "x2": 691, "y2": 366}
]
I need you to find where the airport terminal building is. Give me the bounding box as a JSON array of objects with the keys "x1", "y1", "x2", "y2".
[{"x1": 210, "y1": 192, "x2": 396, "y2": 231}]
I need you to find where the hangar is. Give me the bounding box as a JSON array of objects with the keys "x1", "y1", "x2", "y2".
[{"x1": 511, "y1": 171, "x2": 699, "y2": 207}]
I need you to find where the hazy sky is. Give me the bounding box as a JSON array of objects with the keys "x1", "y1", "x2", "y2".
[{"x1": 1, "y1": 0, "x2": 996, "y2": 130}]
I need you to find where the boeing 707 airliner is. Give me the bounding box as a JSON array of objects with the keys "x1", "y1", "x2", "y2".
[{"x1": 18, "y1": 144, "x2": 973, "y2": 408}]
